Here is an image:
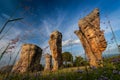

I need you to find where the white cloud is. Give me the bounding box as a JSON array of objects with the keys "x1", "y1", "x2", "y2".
[{"x1": 62, "y1": 39, "x2": 80, "y2": 47}]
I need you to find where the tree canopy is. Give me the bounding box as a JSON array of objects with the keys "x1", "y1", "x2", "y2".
[
  {"x1": 62, "y1": 52, "x2": 73, "y2": 67},
  {"x1": 62, "y1": 52, "x2": 73, "y2": 62},
  {"x1": 74, "y1": 56, "x2": 87, "y2": 66}
]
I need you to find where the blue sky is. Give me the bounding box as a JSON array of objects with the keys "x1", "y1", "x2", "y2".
[{"x1": 0, "y1": 0, "x2": 120, "y2": 59}]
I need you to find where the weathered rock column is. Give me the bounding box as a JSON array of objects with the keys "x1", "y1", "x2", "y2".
[
  {"x1": 74, "y1": 8, "x2": 107, "y2": 67},
  {"x1": 12, "y1": 44, "x2": 42, "y2": 73},
  {"x1": 74, "y1": 30, "x2": 98, "y2": 67},
  {"x1": 44, "y1": 54, "x2": 52, "y2": 71},
  {"x1": 49, "y1": 31, "x2": 62, "y2": 71}
]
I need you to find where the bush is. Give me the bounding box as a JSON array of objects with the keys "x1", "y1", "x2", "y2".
[{"x1": 73, "y1": 56, "x2": 88, "y2": 67}]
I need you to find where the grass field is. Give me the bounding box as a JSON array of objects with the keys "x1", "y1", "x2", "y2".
[{"x1": 0, "y1": 55, "x2": 120, "y2": 80}]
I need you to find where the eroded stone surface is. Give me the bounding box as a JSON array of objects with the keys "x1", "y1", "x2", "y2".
[
  {"x1": 44, "y1": 54, "x2": 52, "y2": 71},
  {"x1": 12, "y1": 44, "x2": 42, "y2": 73},
  {"x1": 49, "y1": 31, "x2": 62, "y2": 71},
  {"x1": 75, "y1": 8, "x2": 107, "y2": 67}
]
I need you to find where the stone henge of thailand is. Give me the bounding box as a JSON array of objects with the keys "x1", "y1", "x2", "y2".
[
  {"x1": 49, "y1": 30, "x2": 63, "y2": 71},
  {"x1": 44, "y1": 54, "x2": 52, "y2": 71},
  {"x1": 74, "y1": 8, "x2": 107, "y2": 67},
  {"x1": 12, "y1": 44, "x2": 42, "y2": 73}
]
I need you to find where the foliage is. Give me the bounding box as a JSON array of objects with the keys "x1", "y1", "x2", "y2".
[
  {"x1": 62, "y1": 52, "x2": 73, "y2": 67},
  {"x1": 0, "y1": 56, "x2": 120, "y2": 80},
  {"x1": 73, "y1": 56, "x2": 87, "y2": 67}
]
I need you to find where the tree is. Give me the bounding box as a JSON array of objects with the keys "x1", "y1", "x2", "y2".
[
  {"x1": 62, "y1": 52, "x2": 73, "y2": 67},
  {"x1": 74, "y1": 56, "x2": 87, "y2": 67}
]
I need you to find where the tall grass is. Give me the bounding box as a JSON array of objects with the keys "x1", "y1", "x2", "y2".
[{"x1": 0, "y1": 56, "x2": 120, "y2": 80}]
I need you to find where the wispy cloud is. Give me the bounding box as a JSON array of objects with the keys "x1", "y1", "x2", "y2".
[
  {"x1": 54, "y1": 8, "x2": 66, "y2": 30},
  {"x1": 1, "y1": 13, "x2": 10, "y2": 19},
  {"x1": 100, "y1": 9, "x2": 120, "y2": 34},
  {"x1": 62, "y1": 39, "x2": 80, "y2": 47},
  {"x1": 62, "y1": 23, "x2": 78, "y2": 39},
  {"x1": 41, "y1": 10, "x2": 66, "y2": 38},
  {"x1": 42, "y1": 20, "x2": 52, "y2": 37}
]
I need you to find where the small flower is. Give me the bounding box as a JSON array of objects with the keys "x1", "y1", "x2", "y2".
[
  {"x1": 76, "y1": 70, "x2": 84, "y2": 73},
  {"x1": 103, "y1": 71, "x2": 106, "y2": 74},
  {"x1": 34, "y1": 73, "x2": 38, "y2": 77},
  {"x1": 104, "y1": 76, "x2": 109, "y2": 80},
  {"x1": 113, "y1": 70, "x2": 118, "y2": 74},
  {"x1": 111, "y1": 58, "x2": 120, "y2": 63},
  {"x1": 91, "y1": 66, "x2": 97, "y2": 70},
  {"x1": 100, "y1": 75, "x2": 104, "y2": 78},
  {"x1": 118, "y1": 71, "x2": 120, "y2": 75},
  {"x1": 98, "y1": 75, "x2": 109, "y2": 80}
]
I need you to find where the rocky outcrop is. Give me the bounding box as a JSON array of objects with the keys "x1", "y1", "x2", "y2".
[
  {"x1": 74, "y1": 8, "x2": 107, "y2": 67},
  {"x1": 44, "y1": 54, "x2": 52, "y2": 71},
  {"x1": 12, "y1": 44, "x2": 42, "y2": 73},
  {"x1": 49, "y1": 31, "x2": 63, "y2": 71}
]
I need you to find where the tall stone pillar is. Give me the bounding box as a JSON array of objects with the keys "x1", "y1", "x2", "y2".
[
  {"x1": 12, "y1": 44, "x2": 42, "y2": 73},
  {"x1": 74, "y1": 30, "x2": 98, "y2": 67},
  {"x1": 44, "y1": 54, "x2": 52, "y2": 71},
  {"x1": 49, "y1": 30, "x2": 62, "y2": 71},
  {"x1": 74, "y1": 8, "x2": 107, "y2": 67}
]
